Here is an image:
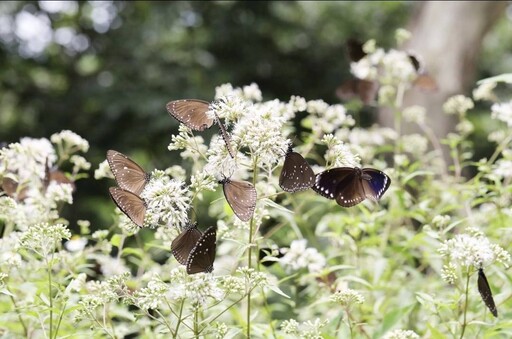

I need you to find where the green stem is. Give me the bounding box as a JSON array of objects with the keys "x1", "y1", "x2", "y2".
[
  {"x1": 194, "y1": 308, "x2": 199, "y2": 338},
  {"x1": 459, "y1": 268, "x2": 471, "y2": 339},
  {"x1": 47, "y1": 260, "x2": 53, "y2": 339},
  {"x1": 246, "y1": 158, "x2": 259, "y2": 339},
  {"x1": 53, "y1": 300, "x2": 68, "y2": 339},
  {"x1": 174, "y1": 299, "x2": 185, "y2": 337},
  {"x1": 9, "y1": 292, "x2": 28, "y2": 336}
]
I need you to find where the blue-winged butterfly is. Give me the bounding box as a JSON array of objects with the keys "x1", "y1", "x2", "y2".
[{"x1": 312, "y1": 167, "x2": 390, "y2": 207}]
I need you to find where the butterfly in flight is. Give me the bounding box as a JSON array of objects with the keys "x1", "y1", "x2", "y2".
[
  {"x1": 172, "y1": 222, "x2": 203, "y2": 265},
  {"x1": 107, "y1": 150, "x2": 150, "y2": 196},
  {"x1": 109, "y1": 187, "x2": 147, "y2": 227},
  {"x1": 279, "y1": 145, "x2": 315, "y2": 193},
  {"x1": 167, "y1": 99, "x2": 235, "y2": 158},
  {"x1": 186, "y1": 225, "x2": 217, "y2": 274},
  {"x1": 219, "y1": 177, "x2": 257, "y2": 222},
  {"x1": 313, "y1": 167, "x2": 390, "y2": 207},
  {"x1": 336, "y1": 78, "x2": 379, "y2": 105},
  {"x1": 477, "y1": 268, "x2": 498, "y2": 317}
]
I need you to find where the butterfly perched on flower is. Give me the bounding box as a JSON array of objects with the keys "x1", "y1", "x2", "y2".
[
  {"x1": 185, "y1": 225, "x2": 217, "y2": 275},
  {"x1": 219, "y1": 177, "x2": 257, "y2": 222},
  {"x1": 166, "y1": 99, "x2": 235, "y2": 158},
  {"x1": 312, "y1": 167, "x2": 390, "y2": 207},
  {"x1": 172, "y1": 222, "x2": 203, "y2": 265},
  {"x1": 477, "y1": 268, "x2": 498, "y2": 317},
  {"x1": 107, "y1": 150, "x2": 150, "y2": 196},
  {"x1": 279, "y1": 145, "x2": 315, "y2": 193},
  {"x1": 108, "y1": 187, "x2": 147, "y2": 227}
]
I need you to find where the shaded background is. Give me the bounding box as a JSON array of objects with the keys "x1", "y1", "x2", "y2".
[{"x1": 0, "y1": 1, "x2": 510, "y2": 229}]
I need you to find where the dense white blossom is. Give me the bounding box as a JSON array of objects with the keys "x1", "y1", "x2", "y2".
[
  {"x1": 491, "y1": 100, "x2": 512, "y2": 127},
  {"x1": 280, "y1": 239, "x2": 326, "y2": 273}
]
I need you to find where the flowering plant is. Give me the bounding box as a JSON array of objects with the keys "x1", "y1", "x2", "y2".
[{"x1": 1, "y1": 31, "x2": 512, "y2": 338}]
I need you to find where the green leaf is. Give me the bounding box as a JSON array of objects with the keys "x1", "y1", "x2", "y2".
[
  {"x1": 373, "y1": 304, "x2": 415, "y2": 338},
  {"x1": 121, "y1": 247, "x2": 144, "y2": 258},
  {"x1": 0, "y1": 288, "x2": 14, "y2": 297},
  {"x1": 110, "y1": 234, "x2": 122, "y2": 248},
  {"x1": 266, "y1": 284, "x2": 290, "y2": 298},
  {"x1": 477, "y1": 73, "x2": 512, "y2": 85}
]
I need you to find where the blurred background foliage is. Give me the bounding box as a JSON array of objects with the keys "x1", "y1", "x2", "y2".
[{"x1": 0, "y1": 1, "x2": 510, "y2": 229}]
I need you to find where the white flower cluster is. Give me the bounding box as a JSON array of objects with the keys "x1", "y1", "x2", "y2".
[
  {"x1": 18, "y1": 222, "x2": 71, "y2": 257},
  {"x1": 438, "y1": 228, "x2": 510, "y2": 269},
  {"x1": 491, "y1": 100, "x2": 512, "y2": 128},
  {"x1": 321, "y1": 134, "x2": 360, "y2": 168},
  {"x1": 330, "y1": 288, "x2": 365, "y2": 307},
  {"x1": 382, "y1": 329, "x2": 420, "y2": 339},
  {"x1": 280, "y1": 318, "x2": 328, "y2": 338},
  {"x1": 443, "y1": 95, "x2": 474, "y2": 116},
  {"x1": 140, "y1": 170, "x2": 190, "y2": 229},
  {"x1": 280, "y1": 239, "x2": 326, "y2": 273},
  {"x1": 50, "y1": 129, "x2": 90, "y2": 153}
]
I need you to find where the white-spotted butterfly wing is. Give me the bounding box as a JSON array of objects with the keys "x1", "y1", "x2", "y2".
[
  {"x1": 221, "y1": 179, "x2": 257, "y2": 222},
  {"x1": 107, "y1": 150, "x2": 150, "y2": 196},
  {"x1": 109, "y1": 187, "x2": 146, "y2": 227},
  {"x1": 172, "y1": 223, "x2": 203, "y2": 265},
  {"x1": 279, "y1": 147, "x2": 315, "y2": 193},
  {"x1": 166, "y1": 99, "x2": 214, "y2": 131},
  {"x1": 186, "y1": 226, "x2": 217, "y2": 275}
]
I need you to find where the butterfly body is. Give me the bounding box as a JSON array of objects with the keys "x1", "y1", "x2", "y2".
[
  {"x1": 166, "y1": 99, "x2": 214, "y2": 131},
  {"x1": 186, "y1": 226, "x2": 217, "y2": 274},
  {"x1": 109, "y1": 187, "x2": 147, "y2": 227},
  {"x1": 220, "y1": 178, "x2": 257, "y2": 222},
  {"x1": 172, "y1": 223, "x2": 203, "y2": 265},
  {"x1": 279, "y1": 146, "x2": 315, "y2": 193},
  {"x1": 313, "y1": 167, "x2": 390, "y2": 207},
  {"x1": 107, "y1": 150, "x2": 150, "y2": 195},
  {"x1": 478, "y1": 268, "x2": 498, "y2": 317}
]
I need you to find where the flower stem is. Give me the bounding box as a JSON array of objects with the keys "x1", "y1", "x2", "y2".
[
  {"x1": 174, "y1": 299, "x2": 185, "y2": 337},
  {"x1": 194, "y1": 308, "x2": 199, "y2": 338},
  {"x1": 8, "y1": 292, "x2": 28, "y2": 336},
  {"x1": 246, "y1": 158, "x2": 259, "y2": 338},
  {"x1": 459, "y1": 268, "x2": 471, "y2": 339},
  {"x1": 47, "y1": 260, "x2": 53, "y2": 339}
]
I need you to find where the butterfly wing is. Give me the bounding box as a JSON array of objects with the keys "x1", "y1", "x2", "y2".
[
  {"x1": 478, "y1": 268, "x2": 498, "y2": 317},
  {"x1": 279, "y1": 151, "x2": 315, "y2": 192},
  {"x1": 172, "y1": 223, "x2": 203, "y2": 265},
  {"x1": 346, "y1": 38, "x2": 366, "y2": 62},
  {"x1": 166, "y1": 99, "x2": 214, "y2": 131},
  {"x1": 312, "y1": 168, "x2": 354, "y2": 200},
  {"x1": 414, "y1": 74, "x2": 438, "y2": 91},
  {"x1": 361, "y1": 168, "x2": 391, "y2": 202},
  {"x1": 222, "y1": 179, "x2": 257, "y2": 222},
  {"x1": 215, "y1": 112, "x2": 235, "y2": 158},
  {"x1": 107, "y1": 150, "x2": 150, "y2": 195},
  {"x1": 109, "y1": 187, "x2": 146, "y2": 227},
  {"x1": 336, "y1": 79, "x2": 378, "y2": 105},
  {"x1": 186, "y1": 226, "x2": 217, "y2": 274}
]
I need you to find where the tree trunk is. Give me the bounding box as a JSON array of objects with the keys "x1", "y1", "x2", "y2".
[{"x1": 379, "y1": 1, "x2": 507, "y2": 159}]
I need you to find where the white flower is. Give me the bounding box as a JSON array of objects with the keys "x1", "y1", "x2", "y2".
[
  {"x1": 491, "y1": 100, "x2": 512, "y2": 127},
  {"x1": 493, "y1": 159, "x2": 512, "y2": 178},
  {"x1": 403, "y1": 105, "x2": 426, "y2": 125},
  {"x1": 401, "y1": 134, "x2": 428, "y2": 155},
  {"x1": 280, "y1": 239, "x2": 326, "y2": 273},
  {"x1": 65, "y1": 236, "x2": 88, "y2": 252},
  {"x1": 473, "y1": 81, "x2": 497, "y2": 101},
  {"x1": 242, "y1": 83, "x2": 262, "y2": 102},
  {"x1": 141, "y1": 170, "x2": 190, "y2": 228},
  {"x1": 45, "y1": 181, "x2": 73, "y2": 205},
  {"x1": 380, "y1": 49, "x2": 416, "y2": 86},
  {"x1": 18, "y1": 223, "x2": 71, "y2": 257},
  {"x1": 168, "y1": 125, "x2": 208, "y2": 162},
  {"x1": 92, "y1": 254, "x2": 130, "y2": 277},
  {"x1": 330, "y1": 288, "x2": 365, "y2": 307},
  {"x1": 438, "y1": 231, "x2": 510, "y2": 269},
  {"x1": 382, "y1": 329, "x2": 420, "y2": 339},
  {"x1": 210, "y1": 95, "x2": 251, "y2": 125},
  {"x1": 443, "y1": 95, "x2": 474, "y2": 116},
  {"x1": 322, "y1": 134, "x2": 360, "y2": 168},
  {"x1": 94, "y1": 159, "x2": 113, "y2": 180},
  {"x1": 395, "y1": 28, "x2": 412, "y2": 46},
  {"x1": 50, "y1": 130, "x2": 89, "y2": 153},
  {"x1": 70, "y1": 155, "x2": 91, "y2": 172},
  {"x1": 214, "y1": 83, "x2": 242, "y2": 100}
]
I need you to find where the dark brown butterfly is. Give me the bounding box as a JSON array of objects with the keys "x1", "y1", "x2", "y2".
[
  {"x1": 279, "y1": 145, "x2": 315, "y2": 193},
  {"x1": 408, "y1": 54, "x2": 438, "y2": 91},
  {"x1": 214, "y1": 112, "x2": 235, "y2": 158},
  {"x1": 109, "y1": 187, "x2": 147, "y2": 227},
  {"x1": 336, "y1": 78, "x2": 379, "y2": 105},
  {"x1": 107, "y1": 150, "x2": 150, "y2": 196},
  {"x1": 313, "y1": 167, "x2": 391, "y2": 207},
  {"x1": 43, "y1": 158, "x2": 75, "y2": 192},
  {"x1": 478, "y1": 268, "x2": 498, "y2": 317},
  {"x1": 1, "y1": 177, "x2": 28, "y2": 201},
  {"x1": 172, "y1": 222, "x2": 203, "y2": 265},
  {"x1": 186, "y1": 225, "x2": 217, "y2": 274},
  {"x1": 219, "y1": 178, "x2": 257, "y2": 222},
  {"x1": 166, "y1": 99, "x2": 214, "y2": 131},
  {"x1": 346, "y1": 38, "x2": 366, "y2": 62}
]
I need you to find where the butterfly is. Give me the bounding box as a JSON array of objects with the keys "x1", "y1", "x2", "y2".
[
  {"x1": 186, "y1": 225, "x2": 217, "y2": 274},
  {"x1": 1, "y1": 177, "x2": 28, "y2": 201},
  {"x1": 478, "y1": 268, "x2": 498, "y2": 317},
  {"x1": 166, "y1": 99, "x2": 214, "y2": 131},
  {"x1": 219, "y1": 178, "x2": 257, "y2": 222},
  {"x1": 336, "y1": 78, "x2": 379, "y2": 105},
  {"x1": 167, "y1": 99, "x2": 235, "y2": 157},
  {"x1": 172, "y1": 222, "x2": 203, "y2": 265},
  {"x1": 43, "y1": 158, "x2": 75, "y2": 192},
  {"x1": 407, "y1": 54, "x2": 438, "y2": 91},
  {"x1": 279, "y1": 146, "x2": 315, "y2": 193},
  {"x1": 107, "y1": 150, "x2": 150, "y2": 196},
  {"x1": 312, "y1": 167, "x2": 390, "y2": 207},
  {"x1": 346, "y1": 38, "x2": 367, "y2": 62},
  {"x1": 109, "y1": 187, "x2": 147, "y2": 227}
]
